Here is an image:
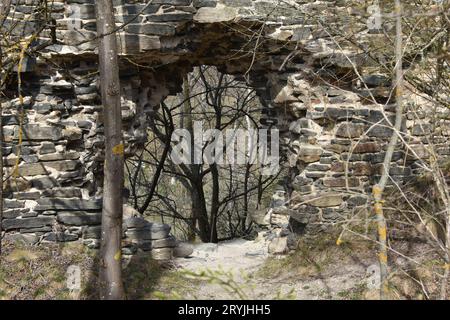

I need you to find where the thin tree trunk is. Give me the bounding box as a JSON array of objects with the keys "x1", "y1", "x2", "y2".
[
  {"x1": 372, "y1": 0, "x2": 404, "y2": 300},
  {"x1": 0, "y1": 95, "x2": 3, "y2": 255},
  {"x1": 96, "y1": 0, "x2": 125, "y2": 300},
  {"x1": 242, "y1": 163, "x2": 250, "y2": 234},
  {"x1": 209, "y1": 163, "x2": 219, "y2": 243},
  {"x1": 0, "y1": 0, "x2": 11, "y2": 255},
  {"x1": 191, "y1": 182, "x2": 211, "y2": 242},
  {"x1": 138, "y1": 140, "x2": 171, "y2": 214},
  {"x1": 181, "y1": 75, "x2": 199, "y2": 240}
]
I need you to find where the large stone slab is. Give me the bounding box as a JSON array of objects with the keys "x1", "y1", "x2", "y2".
[
  {"x1": 125, "y1": 223, "x2": 171, "y2": 240},
  {"x1": 43, "y1": 232, "x2": 79, "y2": 242},
  {"x1": 194, "y1": 4, "x2": 238, "y2": 23},
  {"x1": 57, "y1": 211, "x2": 102, "y2": 225},
  {"x1": 2, "y1": 216, "x2": 55, "y2": 230},
  {"x1": 14, "y1": 124, "x2": 62, "y2": 141},
  {"x1": 35, "y1": 198, "x2": 102, "y2": 211}
]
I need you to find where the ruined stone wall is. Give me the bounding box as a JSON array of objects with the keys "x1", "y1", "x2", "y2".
[{"x1": 1, "y1": 0, "x2": 447, "y2": 251}]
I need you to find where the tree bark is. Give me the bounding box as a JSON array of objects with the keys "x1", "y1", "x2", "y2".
[
  {"x1": 0, "y1": 0, "x2": 11, "y2": 255},
  {"x1": 96, "y1": 0, "x2": 125, "y2": 300},
  {"x1": 372, "y1": 0, "x2": 404, "y2": 300},
  {"x1": 209, "y1": 163, "x2": 219, "y2": 243}
]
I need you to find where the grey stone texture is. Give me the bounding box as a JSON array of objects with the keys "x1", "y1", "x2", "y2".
[{"x1": 1, "y1": 0, "x2": 446, "y2": 255}]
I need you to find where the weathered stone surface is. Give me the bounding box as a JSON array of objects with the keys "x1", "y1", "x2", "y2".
[
  {"x1": 347, "y1": 196, "x2": 368, "y2": 207},
  {"x1": 151, "y1": 236, "x2": 177, "y2": 248},
  {"x1": 335, "y1": 122, "x2": 365, "y2": 138},
  {"x1": 2, "y1": 0, "x2": 446, "y2": 249},
  {"x1": 3, "y1": 208, "x2": 30, "y2": 219},
  {"x1": 296, "y1": 193, "x2": 343, "y2": 208},
  {"x1": 14, "y1": 125, "x2": 62, "y2": 141},
  {"x1": 297, "y1": 144, "x2": 323, "y2": 163},
  {"x1": 193, "y1": 0, "x2": 217, "y2": 7},
  {"x1": 148, "y1": 11, "x2": 193, "y2": 22},
  {"x1": 3, "y1": 178, "x2": 32, "y2": 192},
  {"x1": 57, "y1": 211, "x2": 102, "y2": 225},
  {"x1": 323, "y1": 177, "x2": 360, "y2": 188},
  {"x1": 2, "y1": 216, "x2": 55, "y2": 230},
  {"x1": 35, "y1": 198, "x2": 102, "y2": 211},
  {"x1": 44, "y1": 232, "x2": 79, "y2": 242},
  {"x1": 194, "y1": 4, "x2": 237, "y2": 23},
  {"x1": 9, "y1": 163, "x2": 47, "y2": 176},
  {"x1": 151, "y1": 248, "x2": 173, "y2": 260},
  {"x1": 82, "y1": 225, "x2": 101, "y2": 239},
  {"x1": 153, "y1": 0, "x2": 191, "y2": 5},
  {"x1": 42, "y1": 187, "x2": 82, "y2": 198},
  {"x1": 353, "y1": 142, "x2": 381, "y2": 154},
  {"x1": 43, "y1": 160, "x2": 80, "y2": 171},
  {"x1": 127, "y1": 23, "x2": 176, "y2": 36},
  {"x1": 5, "y1": 233, "x2": 39, "y2": 245},
  {"x1": 31, "y1": 176, "x2": 58, "y2": 189},
  {"x1": 125, "y1": 223, "x2": 171, "y2": 240},
  {"x1": 353, "y1": 162, "x2": 372, "y2": 175},
  {"x1": 62, "y1": 127, "x2": 83, "y2": 140},
  {"x1": 13, "y1": 191, "x2": 41, "y2": 200},
  {"x1": 38, "y1": 151, "x2": 80, "y2": 161},
  {"x1": 124, "y1": 216, "x2": 149, "y2": 229},
  {"x1": 4, "y1": 199, "x2": 26, "y2": 209},
  {"x1": 268, "y1": 237, "x2": 289, "y2": 255},
  {"x1": 173, "y1": 243, "x2": 194, "y2": 258}
]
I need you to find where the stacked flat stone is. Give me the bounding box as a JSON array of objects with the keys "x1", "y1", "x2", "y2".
[
  {"x1": 1, "y1": 0, "x2": 447, "y2": 247},
  {"x1": 123, "y1": 217, "x2": 175, "y2": 259}
]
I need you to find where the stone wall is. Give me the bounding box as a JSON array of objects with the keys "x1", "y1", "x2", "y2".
[{"x1": 1, "y1": 0, "x2": 447, "y2": 249}]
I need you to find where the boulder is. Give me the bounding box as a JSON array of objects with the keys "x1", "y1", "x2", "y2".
[
  {"x1": 173, "y1": 243, "x2": 194, "y2": 258},
  {"x1": 268, "y1": 237, "x2": 289, "y2": 255}
]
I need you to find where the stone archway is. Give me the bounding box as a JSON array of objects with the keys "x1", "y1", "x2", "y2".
[{"x1": 2, "y1": 0, "x2": 426, "y2": 253}]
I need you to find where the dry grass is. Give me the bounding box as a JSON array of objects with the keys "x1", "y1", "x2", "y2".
[
  {"x1": 258, "y1": 233, "x2": 376, "y2": 280},
  {"x1": 0, "y1": 240, "x2": 197, "y2": 300},
  {"x1": 256, "y1": 232, "x2": 446, "y2": 300}
]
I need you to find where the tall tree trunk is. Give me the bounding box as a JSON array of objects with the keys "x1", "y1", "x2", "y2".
[
  {"x1": 181, "y1": 75, "x2": 199, "y2": 241},
  {"x1": 242, "y1": 163, "x2": 251, "y2": 234},
  {"x1": 209, "y1": 163, "x2": 219, "y2": 243},
  {"x1": 181, "y1": 74, "x2": 212, "y2": 242},
  {"x1": 96, "y1": 0, "x2": 125, "y2": 300},
  {"x1": 0, "y1": 0, "x2": 11, "y2": 255},
  {"x1": 372, "y1": 0, "x2": 404, "y2": 300},
  {"x1": 0, "y1": 93, "x2": 3, "y2": 255},
  {"x1": 191, "y1": 181, "x2": 211, "y2": 242}
]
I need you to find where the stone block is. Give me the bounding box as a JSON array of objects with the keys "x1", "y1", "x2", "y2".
[
  {"x1": 35, "y1": 198, "x2": 102, "y2": 211},
  {"x1": 2, "y1": 216, "x2": 55, "y2": 231},
  {"x1": 57, "y1": 211, "x2": 102, "y2": 225}
]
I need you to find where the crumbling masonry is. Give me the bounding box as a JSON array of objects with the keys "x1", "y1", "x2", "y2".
[{"x1": 1, "y1": 0, "x2": 446, "y2": 256}]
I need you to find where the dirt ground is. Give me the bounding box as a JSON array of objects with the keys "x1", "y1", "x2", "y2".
[
  {"x1": 0, "y1": 234, "x2": 443, "y2": 300},
  {"x1": 172, "y1": 236, "x2": 378, "y2": 300}
]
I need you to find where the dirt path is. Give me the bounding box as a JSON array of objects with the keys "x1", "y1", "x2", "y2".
[{"x1": 174, "y1": 237, "x2": 374, "y2": 300}]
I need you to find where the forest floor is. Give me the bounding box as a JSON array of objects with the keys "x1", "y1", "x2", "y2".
[
  {"x1": 0, "y1": 233, "x2": 441, "y2": 299},
  {"x1": 169, "y1": 235, "x2": 379, "y2": 300}
]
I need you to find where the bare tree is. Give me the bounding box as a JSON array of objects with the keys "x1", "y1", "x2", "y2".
[
  {"x1": 0, "y1": 0, "x2": 11, "y2": 255},
  {"x1": 96, "y1": 0, "x2": 125, "y2": 300}
]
